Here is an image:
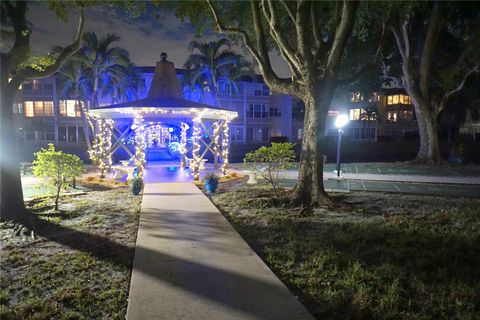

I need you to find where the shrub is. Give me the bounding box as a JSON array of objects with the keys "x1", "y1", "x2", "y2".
[
  {"x1": 32, "y1": 144, "x2": 85, "y2": 210},
  {"x1": 131, "y1": 178, "x2": 143, "y2": 195},
  {"x1": 244, "y1": 142, "x2": 295, "y2": 197}
]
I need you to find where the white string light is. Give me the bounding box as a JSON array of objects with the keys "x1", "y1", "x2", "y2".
[
  {"x1": 133, "y1": 116, "x2": 146, "y2": 178},
  {"x1": 180, "y1": 122, "x2": 188, "y2": 168},
  {"x1": 222, "y1": 120, "x2": 230, "y2": 176},
  {"x1": 192, "y1": 117, "x2": 201, "y2": 181}
]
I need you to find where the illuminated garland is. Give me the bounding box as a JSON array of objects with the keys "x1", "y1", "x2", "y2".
[
  {"x1": 180, "y1": 122, "x2": 188, "y2": 168},
  {"x1": 133, "y1": 116, "x2": 146, "y2": 178},
  {"x1": 221, "y1": 120, "x2": 230, "y2": 175},
  {"x1": 105, "y1": 119, "x2": 114, "y2": 170},
  {"x1": 192, "y1": 117, "x2": 201, "y2": 180},
  {"x1": 213, "y1": 122, "x2": 220, "y2": 168}
]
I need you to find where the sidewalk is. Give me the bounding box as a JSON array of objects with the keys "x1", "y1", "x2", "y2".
[{"x1": 127, "y1": 182, "x2": 314, "y2": 320}]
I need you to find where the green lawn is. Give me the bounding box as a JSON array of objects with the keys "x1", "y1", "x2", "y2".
[
  {"x1": 213, "y1": 188, "x2": 480, "y2": 319},
  {"x1": 0, "y1": 187, "x2": 141, "y2": 320}
]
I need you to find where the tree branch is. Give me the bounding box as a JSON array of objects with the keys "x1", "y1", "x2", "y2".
[
  {"x1": 16, "y1": 7, "x2": 85, "y2": 80},
  {"x1": 206, "y1": 0, "x2": 299, "y2": 95},
  {"x1": 326, "y1": 1, "x2": 359, "y2": 77},
  {"x1": 336, "y1": 6, "x2": 392, "y2": 87},
  {"x1": 438, "y1": 64, "x2": 479, "y2": 114}
]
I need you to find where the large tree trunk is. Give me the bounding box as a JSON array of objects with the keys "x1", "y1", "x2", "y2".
[
  {"x1": 404, "y1": 82, "x2": 443, "y2": 164},
  {"x1": 291, "y1": 89, "x2": 330, "y2": 207},
  {"x1": 0, "y1": 80, "x2": 26, "y2": 221}
]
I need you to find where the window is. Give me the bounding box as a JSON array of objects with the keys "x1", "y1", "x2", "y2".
[
  {"x1": 387, "y1": 111, "x2": 397, "y2": 122},
  {"x1": 58, "y1": 126, "x2": 67, "y2": 141},
  {"x1": 247, "y1": 104, "x2": 268, "y2": 118},
  {"x1": 60, "y1": 100, "x2": 81, "y2": 117},
  {"x1": 270, "y1": 129, "x2": 282, "y2": 137},
  {"x1": 399, "y1": 110, "x2": 413, "y2": 121},
  {"x1": 351, "y1": 92, "x2": 364, "y2": 102},
  {"x1": 246, "y1": 127, "x2": 254, "y2": 141},
  {"x1": 45, "y1": 129, "x2": 54, "y2": 141},
  {"x1": 68, "y1": 126, "x2": 77, "y2": 142},
  {"x1": 254, "y1": 85, "x2": 270, "y2": 96},
  {"x1": 13, "y1": 103, "x2": 23, "y2": 114},
  {"x1": 349, "y1": 108, "x2": 362, "y2": 120},
  {"x1": 24, "y1": 101, "x2": 54, "y2": 117},
  {"x1": 34, "y1": 101, "x2": 43, "y2": 116},
  {"x1": 44, "y1": 101, "x2": 54, "y2": 116},
  {"x1": 32, "y1": 80, "x2": 40, "y2": 91},
  {"x1": 24, "y1": 101, "x2": 34, "y2": 117},
  {"x1": 387, "y1": 94, "x2": 411, "y2": 105},
  {"x1": 270, "y1": 107, "x2": 282, "y2": 117},
  {"x1": 231, "y1": 127, "x2": 243, "y2": 142}
]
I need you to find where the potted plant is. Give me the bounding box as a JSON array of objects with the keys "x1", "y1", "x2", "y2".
[
  {"x1": 131, "y1": 178, "x2": 143, "y2": 195},
  {"x1": 203, "y1": 172, "x2": 219, "y2": 194}
]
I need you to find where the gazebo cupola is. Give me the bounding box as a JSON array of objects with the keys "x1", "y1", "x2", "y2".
[{"x1": 87, "y1": 53, "x2": 237, "y2": 180}]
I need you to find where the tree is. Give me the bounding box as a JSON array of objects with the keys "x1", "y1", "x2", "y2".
[
  {"x1": 175, "y1": 1, "x2": 390, "y2": 207},
  {"x1": 78, "y1": 32, "x2": 130, "y2": 109},
  {"x1": 183, "y1": 38, "x2": 251, "y2": 106},
  {"x1": 101, "y1": 62, "x2": 144, "y2": 104},
  {"x1": 216, "y1": 57, "x2": 255, "y2": 95},
  {"x1": 0, "y1": 1, "x2": 85, "y2": 221},
  {"x1": 57, "y1": 59, "x2": 92, "y2": 150},
  {"x1": 390, "y1": 1, "x2": 480, "y2": 164},
  {"x1": 244, "y1": 142, "x2": 295, "y2": 198},
  {"x1": 32, "y1": 144, "x2": 85, "y2": 211}
]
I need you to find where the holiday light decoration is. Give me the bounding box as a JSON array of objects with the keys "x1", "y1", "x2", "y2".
[
  {"x1": 180, "y1": 122, "x2": 188, "y2": 168},
  {"x1": 213, "y1": 121, "x2": 220, "y2": 168},
  {"x1": 192, "y1": 117, "x2": 201, "y2": 180},
  {"x1": 133, "y1": 116, "x2": 146, "y2": 178},
  {"x1": 222, "y1": 120, "x2": 230, "y2": 175}
]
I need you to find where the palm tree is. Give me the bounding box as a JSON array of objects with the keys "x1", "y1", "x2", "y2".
[
  {"x1": 183, "y1": 38, "x2": 250, "y2": 107},
  {"x1": 217, "y1": 57, "x2": 254, "y2": 95},
  {"x1": 101, "y1": 63, "x2": 144, "y2": 104},
  {"x1": 57, "y1": 59, "x2": 92, "y2": 150},
  {"x1": 79, "y1": 32, "x2": 130, "y2": 109}
]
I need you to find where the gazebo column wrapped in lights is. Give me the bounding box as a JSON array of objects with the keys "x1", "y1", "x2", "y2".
[{"x1": 86, "y1": 53, "x2": 237, "y2": 180}]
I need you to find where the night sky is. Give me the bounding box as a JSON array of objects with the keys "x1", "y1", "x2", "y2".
[{"x1": 27, "y1": 2, "x2": 290, "y2": 77}]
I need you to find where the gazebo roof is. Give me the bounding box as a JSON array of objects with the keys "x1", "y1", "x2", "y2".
[{"x1": 89, "y1": 52, "x2": 237, "y2": 121}]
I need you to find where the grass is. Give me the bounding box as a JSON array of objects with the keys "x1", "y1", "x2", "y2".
[
  {"x1": 0, "y1": 187, "x2": 141, "y2": 320},
  {"x1": 212, "y1": 188, "x2": 480, "y2": 319}
]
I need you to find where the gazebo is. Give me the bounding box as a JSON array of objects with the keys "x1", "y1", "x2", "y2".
[{"x1": 86, "y1": 53, "x2": 238, "y2": 180}]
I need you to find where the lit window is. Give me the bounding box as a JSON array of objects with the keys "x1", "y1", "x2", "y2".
[
  {"x1": 351, "y1": 92, "x2": 364, "y2": 102},
  {"x1": 349, "y1": 108, "x2": 362, "y2": 120},
  {"x1": 387, "y1": 111, "x2": 397, "y2": 122},
  {"x1": 34, "y1": 101, "x2": 44, "y2": 116},
  {"x1": 44, "y1": 101, "x2": 54, "y2": 116},
  {"x1": 25, "y1": 101, "x2": 34, "y2": 117},
  {"x1": 60, "y1": 100, "x2": 81, "y2": 117},
  {"x1": 392, "y1": 95, "x2": 400, "y2": 104}
]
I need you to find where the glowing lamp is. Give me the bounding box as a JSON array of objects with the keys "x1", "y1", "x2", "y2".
[{"x1": 335, "y1": 114, "x2": 349, "y2": 129}]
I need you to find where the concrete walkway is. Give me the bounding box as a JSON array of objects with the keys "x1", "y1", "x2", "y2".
[{"x1": 127, "y1": 182, "x2": 314, "y2": 320}]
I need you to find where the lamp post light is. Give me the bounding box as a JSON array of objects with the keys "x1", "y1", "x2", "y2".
[{"x1": 334, "y1": 114, "x2": 349, "y2": 178}]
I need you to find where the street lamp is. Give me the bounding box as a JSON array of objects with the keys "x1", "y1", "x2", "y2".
[{"x1": 334, "y1": 114, "x2": 349, "y2": 177}]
